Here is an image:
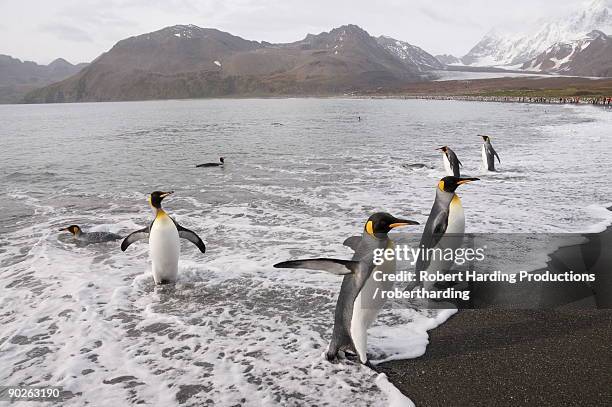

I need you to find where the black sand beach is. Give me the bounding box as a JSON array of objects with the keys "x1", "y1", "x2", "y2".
[
  {"x1": 379, "y1": 212, "x2": 612, "y2": 406},
  {"x1": 378, "y1": 309, "x2": 612, "y2": 407}
]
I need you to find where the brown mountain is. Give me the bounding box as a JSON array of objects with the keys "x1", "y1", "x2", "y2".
[
  {"x1": 23, "y1": 24, "x2": 427, "y2": 103},
  {"x1": 0, "y1": 55, "x2": 86, "y2": 103}
]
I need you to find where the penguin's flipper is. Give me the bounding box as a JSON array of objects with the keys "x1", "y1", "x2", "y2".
[
  {"x1": 121, "y1": 227, "x2": 150, "y2": 251},
  {"x1": 420, "y1": 211, "x2": 448, "y2": 251},
  {"x1": 273, "y1": 258, "x2": 359, "y2": 275},
  {"x1": 174, "y1": 222, "x2": 206, "y2": 253},
  {"x1": 449, "y1": 152, "x2": 462, "y2": 169},
  {"x1": 488, "y1": 144, "x2": 501, "y2": 163},
  {"x1": 343, "y1": 236, "x2": 362, "y2": 251}
]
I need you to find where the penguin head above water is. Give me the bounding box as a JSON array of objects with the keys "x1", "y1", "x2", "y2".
[
  {"x1": 438, "y1": 176, "x2": 479, "y2": 193},
  {"x1": 436, "y1": 146, "x2": 448, "y2": 153},
  {"x1": 59, "y1": 225, "x2": 82, "y2": 237},
  {"x1": 479, "y1": 135, "x2": 490, "y2": 142},
  {"x1": 148, "y1": 191, "x2": 174, "y2": 210},
  {"x1": 219, "y1": 157, "x2": 225, "y2": 164},
  {"x1": 364, "y1": 212, "x2": 419, "y2": 237}
]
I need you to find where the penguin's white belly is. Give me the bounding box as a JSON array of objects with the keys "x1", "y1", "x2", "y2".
[
  {"x1": 481, "y1": 145, "x2": 488, "y2": 170},
  {"x1": 149, "y1": 216, "x2": 180, "y2": 283},
  {"x1": 350, "y1": 291, "x2": 373, "y2": 364},
  {"x1": 446, "y1": 195, "x2": 465, "y2": 235},
  {"x1": 349, "y1": 261, "x2": 394, "y2": 363},
  {"x1": 443, "y1": 154, "x2": 453, "y2": 176}
]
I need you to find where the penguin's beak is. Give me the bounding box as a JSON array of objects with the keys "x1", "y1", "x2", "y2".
[
  {"x1": 58, "y1": 227, "x2": 68, "y2": 232},
  {"x1": 389, "y1": 219, "x2": 420, "y2": 228},
  {"x1": 160, "y1": 191, "x2": 174, "y2": 199},
  {"x1": 457, "y1": 177, "x2": 480, "y2": 185}
]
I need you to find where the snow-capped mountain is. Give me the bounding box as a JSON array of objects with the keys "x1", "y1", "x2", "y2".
[
  {"x1": 522, "y1": 30, "x2": 612, "y2": 76},
  {"x1": 462, "y1": 0, "x2": 612, "y2": 67},
  {"x1": 522, "y1": 30, "x2": 602, "y2": 71},
  {"x1": 435, "y1": 54, "x2": 461, "y2": 65},
  {"x1": 376, "y1": 36, "x2": 444, "y2": 71}
]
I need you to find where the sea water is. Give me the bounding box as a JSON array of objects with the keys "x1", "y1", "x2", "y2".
[{"x1": 1, "y1": 99, "x2": 611, "y2": 406}]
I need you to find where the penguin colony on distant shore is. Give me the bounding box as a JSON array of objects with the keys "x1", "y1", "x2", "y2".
[{"x1": 60, "y1": 137, "x2": 500, "y2": 365}]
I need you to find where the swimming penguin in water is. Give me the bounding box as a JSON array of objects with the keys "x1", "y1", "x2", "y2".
[
  {"x1": 196, "y1": 157, "x2": 224, "y2": 168},
  {"x1": 274, "y1": 213, "x2": 419, "y2": 364},
  {"x1": 479, "y1": 135, "x2": 500, "y2": 171},
  {"x1": 59, "y1": 225, "x2": 122, "y2": 243},
  {"x1": 121, "y1": 191, "x2": 206, "y2": 284},
  {"x1": 412, "y1": 176, "x2": 478, "y2": 292},
  {"x1": 437, "y1": 146, "x2": 462, "y2": 177}
]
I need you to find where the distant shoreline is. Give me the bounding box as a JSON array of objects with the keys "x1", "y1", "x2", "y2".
[
  {"x1": 371, "y1": 94, "x2": 612, "y2": 107},
  {"x1": 5, "y1": 94, "x2": 612, "y2": 107},
  {"x1": 15, "y1": 74, "x2": 612, "y2": 106}
]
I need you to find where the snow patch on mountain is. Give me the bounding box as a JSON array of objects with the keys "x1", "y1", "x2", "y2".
[
  {"x1": 463, "y1": 0, "x2": 612, "y2": 67},
  {"x1": 435, "y1": 54, "x2": 462, "y2": 65},
  {"x1": 376, "y1": 36, "x2": 443, "y2": 71}
]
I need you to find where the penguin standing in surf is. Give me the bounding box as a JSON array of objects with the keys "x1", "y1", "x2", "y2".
[
  {"x1": 412, "y1": 176, "x2": 478, "y2": 292},
  {"x1": 479, "y1": 135, "x2": 500, "y2": 171},
  {"x1": 274, "y1": 213, "x2": 419, "y2": 364},
  {"x1": 437, "y1": 146, "x2": 462, "y2": 177},
  {"x1": 121, "y1": 191, "x2": 206, "y2": 284}
]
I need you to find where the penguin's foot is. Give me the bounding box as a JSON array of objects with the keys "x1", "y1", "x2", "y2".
[
  {"x1": 325, "y1": 351, "x2": 338, "y2": 363},
  {"x1": 154, "y1": 279, "x2": 173, "y2": 285},
  {"x1": 343, "y1": 351, "x2": 361, "y2": 363}
]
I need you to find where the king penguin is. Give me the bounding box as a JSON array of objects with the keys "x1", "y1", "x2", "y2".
[
  {"x1": 59, "y1": 225, "x2": 122, "y2": 243},
  {"x1": 437, "y1": 146, "x2": 462, "y2": 177},
  {"x1": 121, "y1": 191, "x2": 206, "y2": 284},
  {"x1": 196, "y1": 157, "x2": 224, "y2": 168},
  {"x1": 412, "y1": 176, "x2": 479, "y2": 292},
  {"x1": 479, "y1": 135, "x2": 500, "y2": 171},
  {"x1": 274, "y1": 213, "x2": 419, "y2": 364}
]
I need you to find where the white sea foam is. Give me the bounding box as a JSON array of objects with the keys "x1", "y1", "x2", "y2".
[{"x1": 0, "y1": 99, "x2": 610, "y2": 406}]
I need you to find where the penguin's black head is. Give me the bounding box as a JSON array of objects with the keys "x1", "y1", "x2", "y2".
[
  {"x1": 149, "y1": 191, "x2": 174, "y2": 209},
  {"x1": 220, "y1": 157, "x2": 225, "y2": 163},
  {"x1": 479, "y1": 135, "x2": 490, "y2": 142},
  {"x1": 437, "y1": 146, "x2": 448, "y2": 153},
  {"x1": 59, "y1": 225, "x2": 81, "y2": 236},
  {"x1": 364, "y1": 212, "x2": 419, "y2": 236},
  {"x1": 438, "y1": 176, "x2": 479, "y2": 193}
]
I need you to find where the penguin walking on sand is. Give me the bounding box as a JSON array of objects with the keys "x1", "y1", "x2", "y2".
[
  {"x1": 411, "y1": 176, "x2": 478, "y2": 292},
  {"x1": 59, "y1": 225, "x2": 122, "y2": 243},
  {"x1": 196, "y1": 157, "x2": 224, "y2": 168},
  {"x1": 274, "y1": 213, "x2": 419, "y2": 364},
  {"x1": 121, "y1": 191, "x2": 206, "y2": 284},
  {"x1": 479, "y1": 135, "x2": 500, "y2": 171},
  {"x1": 437, "y1": 146, "x2": 462, "y2": 177}
]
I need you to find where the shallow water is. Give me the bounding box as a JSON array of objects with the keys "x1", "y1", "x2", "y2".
[{"x1": 0, "y1": 99, "x2": 611, "y2": 406}]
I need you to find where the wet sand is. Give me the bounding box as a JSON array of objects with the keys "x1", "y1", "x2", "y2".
[
  {"x1": 378, "y1": 211, "x2": 612, "y2": 406},
  {"x1": 378, "y1": 309, "x2": 612, "y2": 407}
]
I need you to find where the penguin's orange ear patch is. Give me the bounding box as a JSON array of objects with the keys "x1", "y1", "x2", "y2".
[
  {"x1": 438, "y1": 180, "x2": 445, "y2": 191},
  {"x1": 365, "y1": 220, "x2": 374, "y2": 235}
]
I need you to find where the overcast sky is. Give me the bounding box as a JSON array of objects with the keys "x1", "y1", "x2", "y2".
[{"x1": 1, "y1": 0, "x2": 582, "y2": 65}]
